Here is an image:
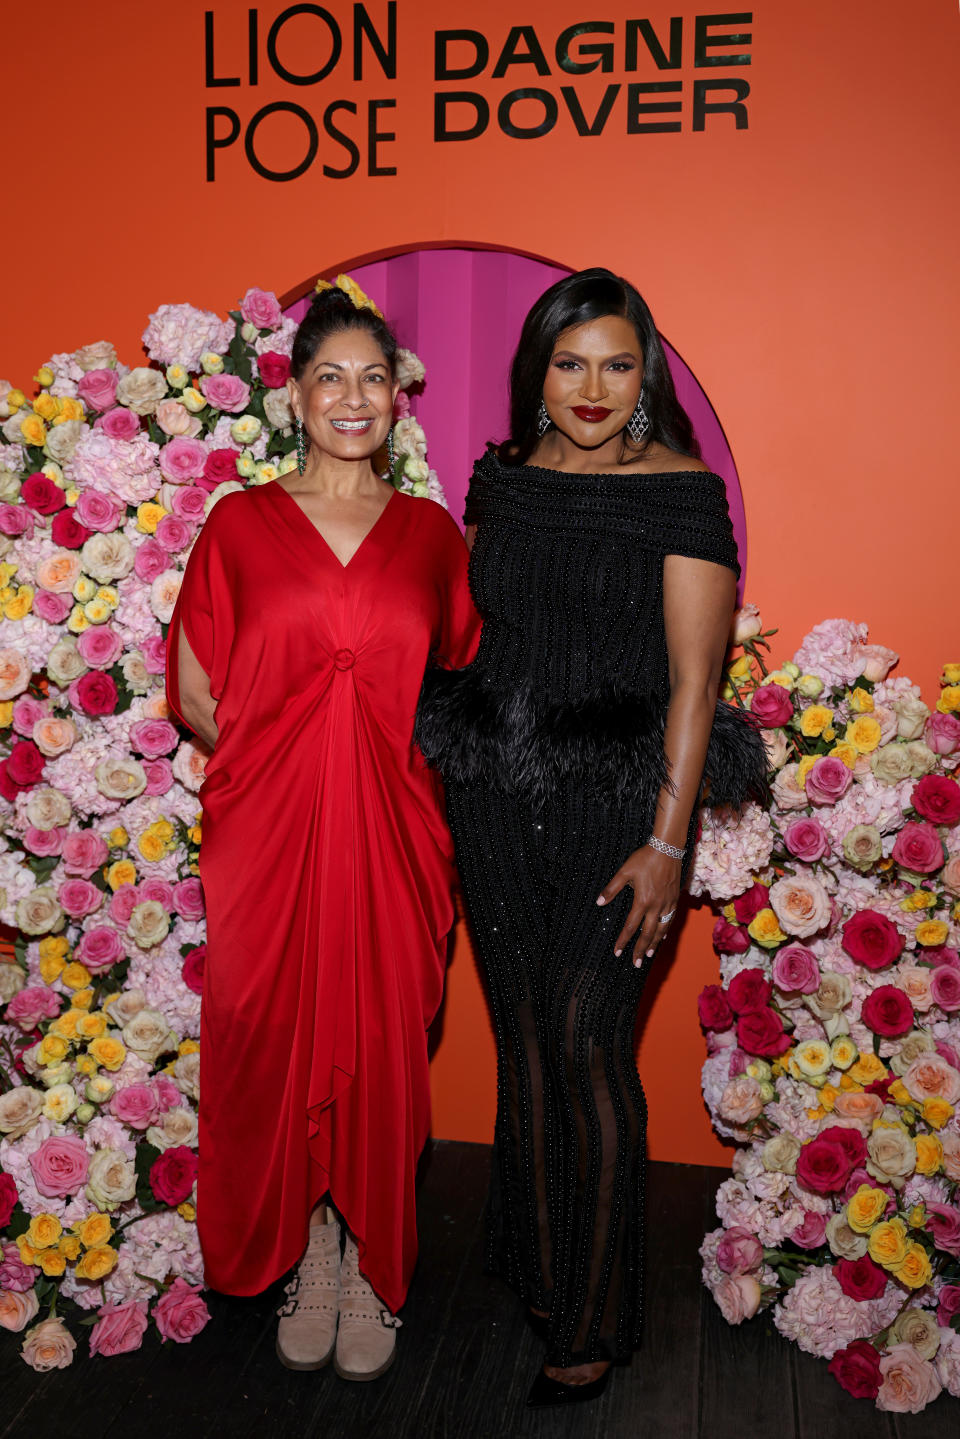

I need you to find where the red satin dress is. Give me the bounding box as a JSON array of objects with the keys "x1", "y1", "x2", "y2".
[{"x1": 166, "y1": 484, "x2": 480, "y2": 1311}]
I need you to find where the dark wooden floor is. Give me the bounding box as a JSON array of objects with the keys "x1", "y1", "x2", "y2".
[{"x1": 2, "y1": 1141, "x2": 957, "y2": 1439}]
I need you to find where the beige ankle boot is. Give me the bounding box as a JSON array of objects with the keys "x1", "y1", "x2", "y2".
[
  {"x1": 276, "y1": 1215, "x2": 341, "y2": 1370},
  {"x1": 333, "y1": 1232, "x2": 401, "y2": 1381}
]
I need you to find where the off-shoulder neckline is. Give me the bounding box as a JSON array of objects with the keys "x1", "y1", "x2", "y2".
[{"x1": 487, "y1": 454, "x2": 720, "y2": 483}]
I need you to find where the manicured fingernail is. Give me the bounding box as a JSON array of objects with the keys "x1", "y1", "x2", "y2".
[
  {"x1": 596, "y1": 896, "x2": 606, "y2": 906},
  {"x1": 633, "y1": 957, "x2": 641, "y2": 968},
  {"x1": 646, "y1": 949, "x2": 654, "y2": 958},
  {"x1": 614, "y1": 948, "x2": 622, "y2": 957}
]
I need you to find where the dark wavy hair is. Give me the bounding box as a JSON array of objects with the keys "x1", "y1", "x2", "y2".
[
  {"x1": 291, "y1": 285, "x2": 398, "y2": 381},
  {"x1": 499, "y1": 267, "x2": 699, "y2": 466}
]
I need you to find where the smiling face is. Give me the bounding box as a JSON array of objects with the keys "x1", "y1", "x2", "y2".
[
  {"x1": 541, "y1": 313, "x2": 644, "y2": 451},
  {"x1": 287, "y1": 326, "x2": 399, "y2": 464}
]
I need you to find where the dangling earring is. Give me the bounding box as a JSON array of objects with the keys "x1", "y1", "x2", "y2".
[
  {"x1": 536, "y1": 401, "x2": 551, "y2": 436},
  {"x1": 386, "y1": 426, "x2": 396, "y2": 474},
  {"x1": 295, "y1": 417, "x2": 307, "y2": 475},
  {"x1": 627, "y1": 387, "x2": 650, "y2": 445}
]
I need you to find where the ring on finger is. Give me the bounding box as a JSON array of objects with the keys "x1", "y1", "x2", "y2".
[{"x1": 658, "y1": 910, "x2": 676, "y2": 924}]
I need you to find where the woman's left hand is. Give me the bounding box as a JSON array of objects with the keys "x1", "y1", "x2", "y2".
[{"x1": 596, "y1": 846, "x2": 682, "y2": 965}]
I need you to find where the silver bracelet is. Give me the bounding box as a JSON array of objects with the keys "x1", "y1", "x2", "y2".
[{"x1": 647, "y1": 834, "x2": 685, "y2": 861}]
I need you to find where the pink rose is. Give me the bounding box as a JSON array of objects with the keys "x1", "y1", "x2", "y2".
[
  {"x1": 20, "y1": 475, "x2": 65, "y2": 516},
  {"x1": 877, "y1": 1343, "x2": 942, "y2": 1413},
  {"x1": 153, "y1": 1276, "x2": 211, "y2": 1343},
  {"x1": 202, "y1": 448, "x2": 241, "y2": 488},
  {"x1": 727, "y1": 968, "x2": 772, "y2": 1014},
  {"x1": 50, "y1": 510, "x2": 89, "y2": 549},
  {"x1": 931, "y1": 965, "x2": 960, "y2": 1012},
  {"x1": 713, "y1": 1273, "x2": 761, "y2": 1324},
  {"x1": 173, "y1": 877, "x2": 205, "y2": 920},
  {"x1": 155, "y1": 1075, "x2": 181, "y2": 1111},
  {"x1": 57, "y1": 878, "x2": 103, "y2": 919},
  {"x1": 70, "y1": 672, "x2": 118, "y2": 716},
  {"x1": 912, "y1": 774, "x2": 960, "y2": 827},
  {"x1": 201, "y1": 373, "x2": 250, "y2": 413},
  {"x1": 28, "y1": 1134, "x2": 90, "y2": 1198},
  {"x1": 257, "y1": 350, "x2": 291, "y2": 387},
  {"x1": 76, "y1": 625, "x2": 123, "y2": 671},
  {"x1": 149, "y1": 1145, "x2": 199, "y2": 1205},
  {"x1": 938, "y1": 1284, "x2": 960, "y2": 1328},
  {"x1": 139, "y1": 878, "x2": 174, "y2": 908},
  {"x1": 89, "y1": 1300, "x2": 149, "y2": 1358},
  {"x1": 170, "y1": 484, "x2": 207, "y2": 523},
  {"x1": 861, "y1": 985, "x2": 914, "y2": 1037},
  {"x1": 902, "y1": 1052, "x2": 960, "y2": 1105},
  {"x1": 155, "y1": 514, "x2": 194, "y2": 553},
  {"x1": 0, "y1": 505, "x2": 34, "y2": 539},
  {"x1": 129, "y1": 719, "x2": 179, "y2": 759},
  {"x1": 736, "y1": 1007, "x2": 791, "y2": 1058},
  {"x1": 13, "y1": 697, "x2": 45, "y2": 734},
  {"x1": 0, "y1": 1240, "x2": 38, "y2": 1293},
  {"x1": 891, "y1": 821, "x2": 945, "y2": 874},
  {"x1": 789, "y1": 1209, "x2": 828, "y2": 1249},
  {"x1": 771, "y1": 943, "x2": 820, "y2": 994},
  {"x1": 925, "y1": 711, "x2": 960, "y2": 755},
  {"x1": 110, "y1": 1082, "x2": 162, "y2": 1130},
  {"x1": 0, "y1": 1174, "x2": 17, "y2": 1229},
  {"x1": 731, "y1": 603, "x2": 763, "y2": 643},
  {"x1": 134, "y1": 536, "x2": 170, "y2": 583},
  {"x1": 732, "y1": 883, "x2": 770, "y2": 925},
  {"x1": 784, "y1": 817, "x2": 829, "y2": 863},
  {"x1": 858, "y1": 644, "x2": 897, "y2": 683},
  {"x1": 750, "y1": 683, "x2": 793, "y2": 727},
  {"x1": 7, "y1": 986, "x2": 62, "y2": 1031},
  {"x1": 712, "y1": 918, "x2": 751, "y2": 954},
  {"x1": 154, "y1": 398, "x2": 202, "y2": 438},
  {"x1": 698, "y1": 984, "x2": 734, "y2": 1031},
  {"x1": 75, "y1": 489, "x2": 122, "y2": 533},
  {"x1": 769, "y1": 873, "x2": 832, "y2": 938},
  {"x1": 716, "y1": 1226, "x2": 764, "y2": 1274},
  {"x1": 20, "y1": 1316, "x2": 76, "y2": 1370},
  {"x1": 33, "y1": 590, "x2": 73, "y2": 624},
  {"x1": 74, "y1": 926, "x2": 124, "y2": 974},
  {"x1": 182, "y1": 944, "x2": 206, "y2": 994},
  {"x1": 24, "y1": 826, "x2": 64, "y2": 856},
  {"x1": 842, "y1": 910, "x2": 904, "y2": 970},
  {"x1": 0, "y1": 1288, "x2": 40, "y2": 1333},
  {"x1": 141, "y1": 635, "x2": 166, "y2": 674},
  {"x1": 61, "y1": 830, "x2": 108, "y2": 877},
  {"x1": 926, "y1": 1203, "x2": 960, "y2": 1257},
  {"x1": 240, "y1": 286, "x2": 282, "y2": 330},
  {"x1": 805, "y1": 756, "x2": 853, "y2": 805},
  {"x1": 108, "y1": 885, "x2": 139, "y2": 927},
  {"x1": 143, "y1": 757, "x2": 174, "y2": 795},
  {"x1": 77, "y1": 368, "x2": 119, "y2": 412},
  {"x1": 828, "y1": 1340, "x2": 883, "y2": 1399},
  {"x1": 96, "y1": 407, "x2": 141, "y2": 440},
  {"x1": 158, "y1": 435, "x2": 209, "y2": 484},
  {"x1": 833, "y1": 1255, "x2": 887, "y2": 1301}
]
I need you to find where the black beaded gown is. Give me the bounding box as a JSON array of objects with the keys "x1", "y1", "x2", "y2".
[{"x1": 416, "y1": 450, "x2": 766, "y2": 1367}]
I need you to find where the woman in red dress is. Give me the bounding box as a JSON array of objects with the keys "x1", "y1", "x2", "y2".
[{"x1": 166, "y1": 284, "x2": 479, "y2": 1380}]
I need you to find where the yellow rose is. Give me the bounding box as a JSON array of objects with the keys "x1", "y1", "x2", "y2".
[
  {"x1": 728, "y1": 655, "x2": 753, "y2": 682},
  {"x1": 136, "y1": 502, "x2": 167, "y2": 534},
  {"x1": 58, "y1": 1235, "x2": 82, "y2": 1262},
  {"x1": 66, "y1": 604, "x2": 90, "y2": 634},
  {"x1": 915, "y1": 919, "x2": 950, "y2": 947},
  {"x1": 16, "y1": 1236, "x2": 38, "y2": 1265},
  {"x1": 846, "y1": 1184, "x2": 889, "y2": 1233},
  {"x1": 76, "y1": 1212, "x2": 113, "y2": 1249},
  {"x1": 137, "y1": 829, "x2": 168, "y2": 862},
  {"x1": 76, "y1": 1011, "x2": 108, "y2": 1040},
  {"x1": 909, "y1": 1203, "x2": 926, "y2": 1228},
  {"x1": 800, "y1": 705, "x2": 833, "y2": 738},
  {"x1": 38, "y1": 950, "x2": 66, "y2": 984},
  {"x1": 941, "y1": 664, "x2": 960, "y2": 686},
  {"x1": 83, "y1": 598, "x2": 114, "y2": 624},
  {"x1": 320, "y1": 273, "x2": 383, "y2": 317},
  {"x1": 26, "y1": 1213, "x2": 62, "y2": 1250},
  {"x1": 108, "y1": 826, "x2": 129, "y2": 849},
  {"x1": 829, "y1": 741, "x2": 859, "y2": 769},
  {"x1": 33, "y1": 393, "x2": 61, "y2": 422},
  {"x1": 72, "y1": 987, "x2": 94, "y2": 1011},
  {"x1": 867, "y1": 1217, "x2": 909, "y2": 1269},
  {"x1": 747, "y1": 907, "x2": 788, "y2": 948},
  {"x1": 187, "y1": 823, "x2": 202, "y2": 845},
  {"x1": 4, "y1": 586, "x2": 34, "y2": 621},
  {"x1": 34, "y1": 366, "x2": 54, "y2": 387},
  {"x1": 914, "y1": 1134, "x2": 943, "y2": 1176},
  {"x1": 75, "y1": 1244, "x2": 118, "y2": 1281},
  {"x1": 39, "y1": 935, "x2": 69, "y2": 961},
  {"x1": 851, "y1": 1058, "x2": 890, "y2": 1094},
  {"x1": 937, "y1": 685, "x2": 960, "y2": 714},
  {"x1": 901, "y1": 889, "x2": 937, "y2": 912},
  {"x1": 847, "y1": 687, "x2": 875, "y2": 713},
  {"x1": 893, "y1": 1242, "x2": 933, "y2": 1289},
  {"x1": 177, "y1": 1202, "x2": 197, "y2": 1222},
  {"x1": 888, "y1": 1079, "x2": 912, "y2": 1107},
  {"x1": 107, "y1": 859, "x2": 138, "y2": 890},
  {"x1": 820, "y1": 1083, "x2": 838, "y2": 1111},
  {"x1": 181, "y1": 385, "x2": 206, "y2": 413},
  {"x1": 75, "y1": 1054, "x2": 96, "y2": 1077},
  {"x1": 763, "y1": 669, "x2": 795, "y2": 690},
  {"x1": 60, "y1": 962, "x2": 92, "y2": 991},
  {"x1": 72, "y1": 575, "x2": 97, "y2": 603},
  {"x1": 6, "y1": 388, "x2": 26, "y2": 411},
  {"x1": 922, "y1": 1097, "x2": 954, "y2": 1129},
  {"x1": 845, "y1": 716, "x2": 882, "y2": 753},
  {"x1": 796, "y1": 755, "x2": 817, "y2": 788},
  {"x1": 88, "y1": 1034, "x2": 126, "y2": 1071},
  {"x1": 55, "y1": 397, "x2": 84, "y2": 424},
  {"x1": 43, "y1": 1084, "x2": 77, "y2": 1124},
  {"x1": 38, "y1": 1248, "x2": 67, "y2": 1277},
  {"x1": 792, "y1": 1039, "x2": 833, "y2": 1078},
  {"x1": 0, "y1": 700, "x2": 13, "y2": 728},
  {"x1": 19, "y1": 414, "x2": 48, "y2": 446},
  {"x1": 96, "y1": 586, "x2": 120, "y2": 608},
  {"x1": 179, "y1": 1038, "x2": 200, "y2": 1056},
  {"x1": 831, "y1": 1035, "x2": 858, "y2": 1070},
  {"x1": 38, "y1": 1034, "x2": 69, "y2": 1065}
]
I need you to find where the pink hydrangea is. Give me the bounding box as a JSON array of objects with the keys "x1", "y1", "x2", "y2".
[
  {"x1": 774, "y1": 1267, "x2": 875, "y2": 1358},
  {"x1": 142, "y1": 303, "x2": 233, "y2": 370},
  {"x1": 67, "y1": 430, "x2": 160, "y2": 507},
  {"x1": 690, "y1": 802, "x2": 776, "y2": 901}
]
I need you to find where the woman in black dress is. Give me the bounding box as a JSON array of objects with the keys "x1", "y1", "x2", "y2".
[{"x1": 417, "y1": 269, "x2": 766, "y2": 1406}]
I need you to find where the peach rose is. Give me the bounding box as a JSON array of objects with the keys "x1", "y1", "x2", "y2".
[
  {"x1": 902, "y1": 1052, "x2": 960, "y2": 1105},
  {"x1": 771, "y1": 764, "x2": 809, "y2": 811},
  {"x1": 32, "y1": 716, "x2": 76, "y2": 759},
  {"x1": 731, "y1": 603, "x2": 763, "y2": 644},
  {"x1": 20, "y1": 1316, "x2": 76, "y2": 1371},
  {"x1": 769, "y1": 874, "x2": 832, "y2": 938},
  {"x1": 172, "y1": 740, "x2": 208, "y2": 792},
  {"x1": 0, "y1": 1287, "x2": 39, "y2": 1332},
  {"x1": 35, "y1": 551, "x2": 81, "y2": 594},
  {"x1": 713, "y1": 1273, "x2": 761, "y2": 1324},
  {"x1": 154, "y1": 399, "x2": 202, "y2": 438},
  {"x1": 149, "y1": 570, "x2": 182, "y2": 624},
  {"x1": 942, "y1": 1131, "x2": 960, "y2": 1182},
  {"x1": 718, "y1": 1075, "x2": 764, "y2": 1126},
  {"x1": 866, "y1": 1126, "x2": 917, "y2": 1187},
  {"x1": 877, "y1": 1343, "x2": 942, "y2": 1413},
  {"x1": 832, "y1": 1091, "x2": 884, "y2": 1128},
  {"x1": 897, "y1": 966, "x2": 934, "y2": 1014},
  {"x1": 942, "y1": 855, "x2": 960, "y2": 895},
  {"x1": 0, "y1": 647, "x2": 31, "y2": 700}
]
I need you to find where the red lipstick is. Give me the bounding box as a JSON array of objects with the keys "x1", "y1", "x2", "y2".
[{"x1": 571, "y1": 406, "x2": 612, "y2": 422}]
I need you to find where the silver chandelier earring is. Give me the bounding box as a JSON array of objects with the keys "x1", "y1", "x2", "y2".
[
  {"x1": 295, "y1": 417, "x2": 307, "y2": 474},
  {"x1": 536, "y1": 401, "x2": 551, "y2": 436},
  {"x1": 626, "y1": 387, "x2": 650, "y2": 445},
  {"x1": 386, "y1": 426, "x2": 396, "y2": 473}
]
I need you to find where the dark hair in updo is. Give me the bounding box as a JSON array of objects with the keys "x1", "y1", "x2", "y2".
[
  {"x1": 500, "y1": 266, "x2": 699, "y2": 466},
  {"x1": 290, "y1": 284, "x2": 398, "y2": 381}
]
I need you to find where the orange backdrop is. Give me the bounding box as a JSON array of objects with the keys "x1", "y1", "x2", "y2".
[{"x1": 3, "y1": 1, "x2": 958, "y2": 1165}]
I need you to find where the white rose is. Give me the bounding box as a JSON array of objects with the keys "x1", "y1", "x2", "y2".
[
  {"x1": 394, "y1": 416, "x2": 428, "y2": 460},
  {"x1": 230, "y1": 415, "x2": 262, "y2": 446},
  {"x1": 173, "y1": 1050, "x2": 200, "y2": 1102},
  {"x1": 0, "y1": 647, "x2": 31, "y2": 701},
  {"x1": 44, "y1": 419, "x2": 87, "y2": 464},
  {"x1": 0, "y1": 468, "x2": 21, "y2": 503},
  {"x1": 74, "y1": 341, "x2": 118, "y2": 373},
  {"x1": 45, "y1": 638, "x2": 87, "y2": 688},
  {"x1": 171, "y1": 740, "x2": 208, "y2": 793},
  {"x1": 122, "y1": 1005, "x2": 178, "y2": 1061},
  {"x1": 892, "y1": 695, "x2": 931, "y2": 741},
  {"x1": 119, "y1": 651, "x2": 150, "y2": 694},
  {"x1": 1, "y1": 413, "x2": 27, "y2": 444},
  {"x1": 870, "y1": 744, "x2": 914, "y2": 785},
  {"x1": 403, "y1": 455, "x2": 429, "y2": 483},
  {"x1": 903, "y1": 741, "x2": 936, "y2": 778},
  {"x1": 95, "y1": 756, "x2": 147, "y2": 801},
  {"x1": 262, "y1": 388, "x2": 294, "y2": 430},
  {"x1": 394, "y1": 348, "x2": 425, "y2": 390},
  {"x1": 115, "y1": 367, "x2": 167, "y2": 415},
  {"x1": 15, "y1": 886, "x2": 64, "y2": 936},
  {"x1": 126, "y1": 903, "x2": 170, "y2": 952},
  {"x1": 149, "y1": 570, "x2": 182, "y2": 624},
  {"x1": 86, "y1": 1148, "x2": 137, "y2": 1210},
  {"x1": 0, "y1": 962, "x2": 26, "y2": 1002},
  {"x1": 106, "y1": 987, "x2": 146, "y2": 1028},
  {"x1": 43, "y1": 1084, "x2": 79, "y2": 1124},
  {"x1": 0, "y1": 1084, "x2": 45, "y2": 1138},
  {"x1": 146, "y1": 1106, "x2": 199, "y2": 1152},
  {"x1": 80, "y1": 532, "x2": 135, "y2": 585},
  {"x1": 26, "y1": 786, "x2": 73, "y2": 829},
  {"x1": 205, "y1": 481, "x2": 243, "y2": 515}
]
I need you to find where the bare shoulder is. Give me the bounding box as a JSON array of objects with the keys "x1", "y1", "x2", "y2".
[{"x1": 623, "y1": 442, "x2": 710, "y2": 474}]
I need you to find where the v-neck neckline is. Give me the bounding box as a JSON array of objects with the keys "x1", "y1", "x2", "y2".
[{"x1": 272, "y1": 482, "x2": 396, "y2": 570}]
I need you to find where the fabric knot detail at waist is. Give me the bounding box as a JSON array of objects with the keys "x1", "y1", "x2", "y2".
[{"x1": 334, "y1": 649, "x2": 356, "y2": 671}]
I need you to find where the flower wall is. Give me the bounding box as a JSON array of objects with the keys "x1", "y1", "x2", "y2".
[
  {"x1": 0, "y1": 282, "x2": 439, "y2": 1367},
  {"x1": 695, "y1": 615, "x2": 960, "y2": 1414}
]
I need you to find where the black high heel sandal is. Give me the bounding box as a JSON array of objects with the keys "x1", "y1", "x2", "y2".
[{"x1": 526, "y1": 1365, "x2": 611, "y2": 1408}]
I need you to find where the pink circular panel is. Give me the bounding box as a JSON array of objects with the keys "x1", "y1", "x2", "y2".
[{"x1": 285, "y1": 249, "x2": 746, "y2": 590}]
